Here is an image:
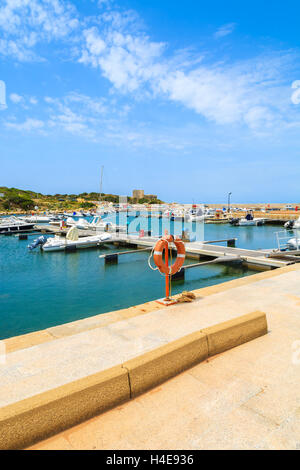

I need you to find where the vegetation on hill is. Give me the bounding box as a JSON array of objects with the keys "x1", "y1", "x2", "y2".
[
  {"x1": 0, "y1": 187, "x2": 162, "y2": 213},
  {"x1": 0, "y1": 187, "x2": 35, "y2": 211}
]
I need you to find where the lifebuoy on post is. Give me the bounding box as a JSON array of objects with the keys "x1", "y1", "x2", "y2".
[{"x1": 153, "y1": 235, "x2": 185, "y2": 275}]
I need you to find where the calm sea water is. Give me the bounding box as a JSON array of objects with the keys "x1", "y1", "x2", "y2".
[{"x1": 0, "y1": 216, "x2": 282, "y2": 340}]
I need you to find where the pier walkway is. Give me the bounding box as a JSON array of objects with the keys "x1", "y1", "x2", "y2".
[
  {"x1": 110, "y1": 235, "x2": 293, "y2": 269},
  {"x1": 34, "y1": 225, "x2": 293, "y2": 269},
  {"x1": 27, "y1": 264, "x2": 300, "y2": 450}
]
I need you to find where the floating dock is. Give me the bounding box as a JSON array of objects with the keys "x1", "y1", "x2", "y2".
[
  {"x1": 107, "y1": 235, "x2": 294, "y2": 270},
  {"x1": 33, "y1": 225, "x2": 295, "y2": 270}
]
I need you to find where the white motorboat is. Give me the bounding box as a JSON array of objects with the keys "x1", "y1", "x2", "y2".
[
  {"x1": 89, "y1": 216, "x2": 106, "y2": 230},
  {"x1": 230, "y1": 211, "x2": 265, "y2": 226},
  {"x1": 89, "y1": 217, "x2": 127, "y2": 233},
  {"x1": 80, "y1": 211, "x2": 92, "y2": 217},
  {"x1": 0, "y1": 216, "x2": 35, "y2": 233},
  {"x1": 187, "y1": 207, "x2": 204, "y2": 222},
  {"x1": 23, "y1": 215, "x2": 51, "y2": 223},
  {"x1": 284, "y1": 216, "x2": 300, "y2": 230},
  {"x1": 287, "y1": 237, "x2": 300, "y2": 250},
  {"x1": 186, "y1": 207, "x2": 215, "y2": 222},
  {"x1": 64, "y1": 211, "x2": 79, "y2": 217},
  {"x1": 42, "y1": 227, "x2": 112, "y2": 252},
  {"x1": 65, "y1": 217, "x2": 77, "y2": 227},
  {"x1": 73, "y1": 218, "x2": 90, "y2": 230},
  {"x1": 49, "y1": 215, "x2": 64, "y2": 226},
  {"x1": 237, "y1": 218, "x2": 265, "y2": 226}
]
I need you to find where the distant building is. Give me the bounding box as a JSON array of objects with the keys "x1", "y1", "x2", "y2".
[
  {"x1": 132, "y1": 190, "x2": 144, "y2": 199},
  {"x1": 132, "y1": 190, "x2": 158, "y2": 201}
]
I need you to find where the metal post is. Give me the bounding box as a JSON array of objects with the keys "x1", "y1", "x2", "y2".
[
  {"x1": 228, "y1": 192, "x2": 232, "y2": 213},
  {"x1": 158, "y1": 210, "x2": 162, "y2": 237},
  {"x1": 165, "y1": 244, "x2": 169, "y2": 300},
  {"x1": 147, "y1": 209, "x2": 151, "y2": 236}
]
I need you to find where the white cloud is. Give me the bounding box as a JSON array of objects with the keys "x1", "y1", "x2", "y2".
[
  {"x1": 6, "y1": 117, "x2": 44, "y2": 131},
  {"x1": 75, "y1": 7, "x2": 297, "y2": 130},
  {"x1": 1, "y1": 2, "x2": 298, "y2": 133},
  {"x1": 156, "y1": 56, "x2": 292, "y2": 127},
  {"x1": 98, "y1": 0, "x2": 113, "y2": 9},
  {"x1": 4, "y1": 90, "x2": 192, "y2": 149},
  {"x1": 214, "y1": 23, "x2": 236, "y2": 39},
  {"x1": 9, "y1": 92, "x2": 38, "y2": 106},
  {"x1": 79, "y1": 24, "x2": 165, "y2": 92},
  {"x1": 10, "y1": 93, "x2": 23, "y2": 103},
  {"x1": 0, "y1": 0, "x2": 79, "y2": 61},
  {"x1": 78, "y1": 10, "x2": 294, "y2": 129},
  {"x1": 43, "y1": 92, "x2": 109, "y2": 139}
]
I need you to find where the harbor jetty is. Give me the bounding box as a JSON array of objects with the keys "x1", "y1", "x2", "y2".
[
  {"x1": 28, "y1": 225, "x2": 295, "y2": 270},
  {"x1": 1, "y1": 263, "x2": 299, "y2": 450}
]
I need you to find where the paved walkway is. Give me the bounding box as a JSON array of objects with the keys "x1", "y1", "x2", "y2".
[{"x1": 28, "y1": 266, "x2": 300, "y2": 450}]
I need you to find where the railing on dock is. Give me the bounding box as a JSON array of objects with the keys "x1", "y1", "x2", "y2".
[{"x1": 275, "y1": 230, "x2": 300, "y2": 251}]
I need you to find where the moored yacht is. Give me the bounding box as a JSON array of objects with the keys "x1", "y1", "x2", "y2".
[
  {"x1": 0, "y1": 216, "x2": 35, "y2": 233},
  {"x1": 230, "y1": 211, "x2": 265, "y2": 226},
  {"x1": 23, "y1": 215, "x2": 51, "y2": 223},
  {"x1": 29, "y1": 227, "x2": 113, "y2": 252},
  {"x1": 284, "y1": 216, "x2": 300, "y2": 230}
]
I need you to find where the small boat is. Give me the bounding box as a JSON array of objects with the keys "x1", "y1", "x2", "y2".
[
  {"x1": 41, "y1": 227, "x2": 112, "y2": 252},
  {"x1": 0, "y1": 216, "x2": 35, "y2": 233},
  {"x1": 89, "y1": 217, "x2": 127, "y2": 233},
  {"x1": 187, "y1": 207, "x2": 205, "y2": 222},
  {"x1": 230, "y1": 211, "x2": 265, "y2": 226},
  {"x1": 23, "y1": 215, "x2": 51, "y2": 223},
  {"x1": 284, "y1": 216, "x2": 300, "y2": 230},
  {"x1": 49, "y1": 215, "x2": 64, "y2": 226},
  {"x1": 80, "y1": 211, "x2": 92, "y2": 217},
  {"x1": 71, "y1": 218, "x2": 90, "y2": 230},
  {"x1": 237, "y1": 218, "x2": 265, "y2": 226},
  {"x1": 286, "y1": 236, "x2": 300, "y2": 250},
  {"x1": 65, "y1": 217, "x2": 77, "y2": 227}
]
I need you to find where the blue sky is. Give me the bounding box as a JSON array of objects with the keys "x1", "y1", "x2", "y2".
[{"x1": 1, "y1": 0, "x2": 300, "y2": 203}]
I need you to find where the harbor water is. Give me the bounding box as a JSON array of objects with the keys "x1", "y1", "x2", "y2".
[{"x1": 0, "y1": 216, "x2": 282, "y2": 340}]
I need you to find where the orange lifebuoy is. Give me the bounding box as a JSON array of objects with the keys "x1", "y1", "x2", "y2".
[{"x1": 153, "y1": 235, "x2": 185, "y2": 275}]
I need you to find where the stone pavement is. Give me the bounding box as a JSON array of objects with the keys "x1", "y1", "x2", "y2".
[{"x1": 28, "y1": 266, "x2": 300, "y2": 450}]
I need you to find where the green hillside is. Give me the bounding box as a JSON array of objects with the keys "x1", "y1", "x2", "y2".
[{"x1": 0, "y1": 187, "x2": 161, "y2": 212}]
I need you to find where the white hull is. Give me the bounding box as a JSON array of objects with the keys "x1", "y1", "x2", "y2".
[
  {"x1": 287, "y1": 237, "x2": 300, "y2": 250},
  {"x1": 42, "y1": 233, "x2": 112, "y2": 252},
  {"x1": 24, "y1": 216, "x2": 50, "y2": 223},
  {"x1": 43, "y1": 240, "x2": 101, "y2": 251},
  {"x1": 0, "y1": 216, "x2": 35, "y2": 233},
  {"x1": 238, "y1": 218, "x2": 265, "y2": 226}
]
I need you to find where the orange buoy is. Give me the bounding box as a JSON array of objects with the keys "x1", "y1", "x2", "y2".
[{"x1": 153, "y1": 235, "x2": 185, "y2": 276}]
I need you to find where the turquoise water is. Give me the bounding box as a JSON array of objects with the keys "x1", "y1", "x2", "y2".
[{"x1": 0, "y1": 216, "x2": 281, "y2": 340}]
